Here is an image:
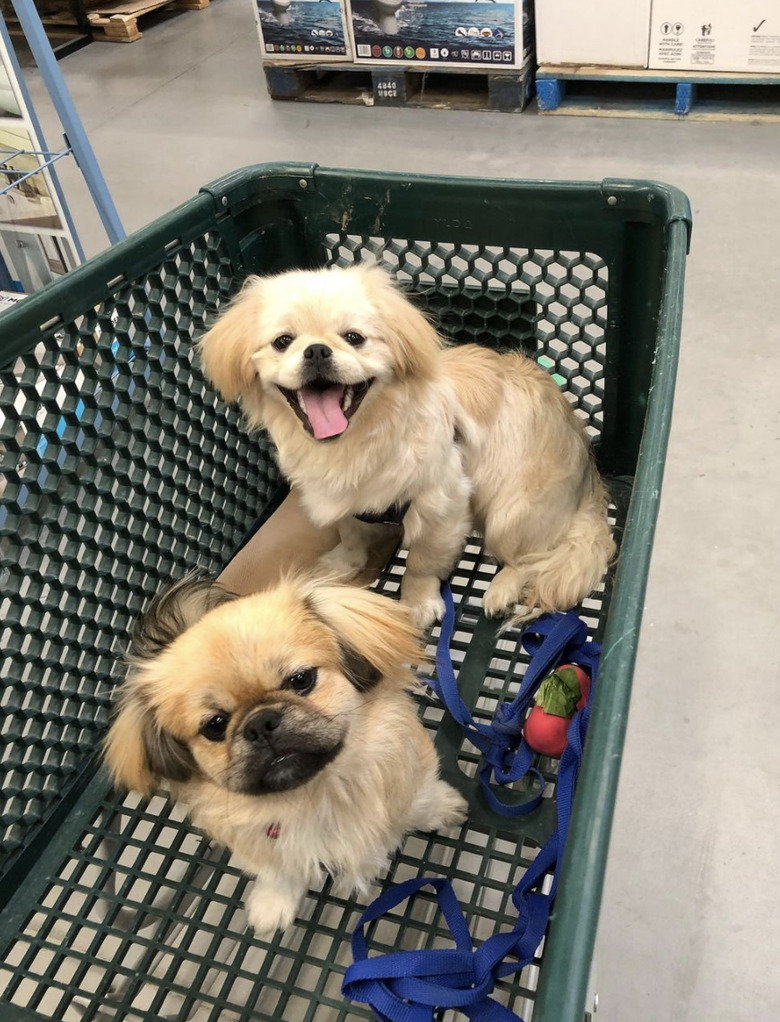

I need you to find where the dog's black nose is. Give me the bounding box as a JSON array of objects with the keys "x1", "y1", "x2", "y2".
[
  {"x1": 303, "y1": 343, "x2": 332, "y2": 362},
  {"x1": 244, "y1": 709, "x2": 282, "y2": 743}
]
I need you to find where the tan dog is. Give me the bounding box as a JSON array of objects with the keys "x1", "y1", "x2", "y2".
[
  {"x1": 199, "y1": 266, "x2": 615, "y2": 629},
  {"x1": 104, "y1": 576, "x2": 466, "y2": 936}
]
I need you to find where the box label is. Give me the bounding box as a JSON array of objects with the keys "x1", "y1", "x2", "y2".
[
  {"x1": 749, "y1": 34, "x2": 780, "y2": 68},
  {"x1": 650, "y1": 2, "x2": 780, "y2": 72},
  {"x1": 350, "y1": 0, "x2": 520, "y2": 66},
  {"x1": 257, "y1": 0, "x2": 349, "y2": 56}
]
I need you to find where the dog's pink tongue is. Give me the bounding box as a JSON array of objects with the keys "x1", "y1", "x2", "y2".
[{"x1": 300, "y1": 385, "x2": 348, "y2": 439}]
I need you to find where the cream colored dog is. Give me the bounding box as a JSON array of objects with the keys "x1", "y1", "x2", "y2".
[
  {"x1": 199, "y1": 266, "x2": 615, "y2": 629},
  {"x1": 104, "y1": 576, "x2": 466, "y2": 936}
]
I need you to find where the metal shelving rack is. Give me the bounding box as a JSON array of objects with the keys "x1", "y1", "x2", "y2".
[{"x1": 0, "y1": 0, "x2": 123, "y2": 291}]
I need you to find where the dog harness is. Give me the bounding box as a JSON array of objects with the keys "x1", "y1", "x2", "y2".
[
  {"x1": 353, "y1": 501, "x2": 411, "y2": 526},
  {"x1": 352, "y1": 428, "x2": 461, "y2": 528}
]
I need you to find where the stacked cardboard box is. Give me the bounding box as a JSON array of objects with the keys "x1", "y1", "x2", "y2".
[
  {"x1": 0, "y1": 290, "x2": 25, "y2": 313},
  {"x1": 254, "y1": 0, "x2": 780, "y2": 77},
  {"x1": 254, "y1": 0, "x2": 352, "y2": 60},
  {"x1": 254, "y1": 0, "x2": 536, "y2": 71},
  {"x1": 535, "y1": 1, "x2": 780, "y2": 74},
  {"x1": 349, "y1": 0, "x2": 534, "y2": 71},
  {"x1": 535, "y1": 1, "x2": 651, "y2": 68}
]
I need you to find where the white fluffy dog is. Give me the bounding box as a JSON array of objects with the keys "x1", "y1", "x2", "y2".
[{"x1": 199, "y1": 265, "x2": 615, "y2": 629}]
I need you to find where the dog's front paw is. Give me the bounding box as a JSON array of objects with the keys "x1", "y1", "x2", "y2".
[
  {"x1": 330, "y1": 871, "x2": 378, "y2": 901},
  {"x1": 316, "y1": 544, "x2": 366, "y2": 583},
  {"x1": 410, "y1": 595, "x2": 445, "y2": 631},
  {"x1": 415, "y1": 776, "x2": 470, "y2": 833},
  {"x1": 402, "y1": 575, "x2": 445, "y2": 630},
  {"x1": 436, "y1": 786, "x2": 469, "y2": 831},
  {"x1": 244, "y1": 881, "x2": 300, "y2": 938},
  {"x1": 483, "y1": 567, "x2": 528, "y2": 619}
]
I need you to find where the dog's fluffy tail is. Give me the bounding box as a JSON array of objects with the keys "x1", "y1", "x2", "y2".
[{"x1": 501, "y1": 475, "x2": 616, "y2": 630}]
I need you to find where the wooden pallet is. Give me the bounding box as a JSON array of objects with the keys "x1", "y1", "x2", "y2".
[
  {"x1": 536, "y1": 64, "x2": 780, "y2": 121},
  {"x1": 263, "y1": 60, "x2": 535, "y2": 113},
  {"x1": 4, "y1": 24, "x2": 91, "y2": 58},
  {"x1": 86, "y1": 0, "x2": 208, "y2": 42},
  {"x1": 1, "y1": 0, "x2": 92, "y2": 57}
]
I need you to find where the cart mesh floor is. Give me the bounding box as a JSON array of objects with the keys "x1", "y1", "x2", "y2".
[{"x1": 0, "y1": 503, "x2": 625, "y2": 1022}]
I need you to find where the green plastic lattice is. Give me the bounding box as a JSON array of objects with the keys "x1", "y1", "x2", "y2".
[
  {"x1": 0, "y1": 515, "x2": 624, "y2": 1022},
  {"x1": 0, "y1": 228, "x2": 281, "y2": 890},
  {"x1": 0, "y1": 164, "x2": 689, "y2": 1022},
  {"x1": 323, "y1": 236, "x2": 607, "y2": 438}
]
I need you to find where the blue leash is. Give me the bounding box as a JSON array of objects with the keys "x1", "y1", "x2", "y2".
[{"x1": 342, "y1": 583, "x2": 601, "y2": 1022}]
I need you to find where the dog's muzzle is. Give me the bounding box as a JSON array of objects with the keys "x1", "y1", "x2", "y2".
[
  {"x1": 235, "y1": 706, "x2": 343, "y2": 795},
  {"x1": 278, "y1": 377, "x2": 374, "y2": 441}
]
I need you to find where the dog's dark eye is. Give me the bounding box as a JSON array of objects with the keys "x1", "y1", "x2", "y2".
[
  {"x1": 343, "y1": 331, "x2": 365, "y2": 347},
  {"x1": 200, "y1": 713, "x2": 230, "y2": 742},
  {"x1": 272, "y1": 334, "x2": 294, "y2": 352},
  {"x1": 283, "y1": 667, "x2": 317, "y2": 695}
]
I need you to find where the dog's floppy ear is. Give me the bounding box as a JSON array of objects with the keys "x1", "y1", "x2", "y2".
[
  {"x1": 356, "y1": 265, "x2": 443, "y2": 380},
  {"x1": 125, "y1": 574, "x2": 236, "y2": 666},
  {"x1": 339, "y1": 644, "x2": 381, "y2": 693},
  {"x1": 305, "y1": 582, "x2": 425, "y2": 690},
  {"x1": 198, "y1": 276, "x2": 264, "y2": 404},
  {"x1": 103, "y1": 687, "x2": 197, "y2": 795},
  {"x1": 103, "y1": 575, "x2": 236, "y2": 794}
]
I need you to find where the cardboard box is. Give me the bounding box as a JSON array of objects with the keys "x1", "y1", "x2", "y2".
[
  {"x1": 348, "y1": 0, "x2": 533, "y2": 70},
  {"x1": 535, "y1": 0, "x2": 652, "y2": 68},
  {"x1": 649, "y1": 2, "x2": 780, "y2": 73},
  {"x1": 0, "y1": 289, "x2": 25, "y2": 313},
  {"x1": 255, "y1": 0, "x2": 352, "y2": 60}
]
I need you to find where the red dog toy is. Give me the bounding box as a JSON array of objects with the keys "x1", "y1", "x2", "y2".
[{"x1": 524, "y1": 664, "x2": 591, "y2": 758}]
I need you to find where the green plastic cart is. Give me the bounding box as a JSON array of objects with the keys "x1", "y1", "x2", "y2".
[{"x1": 0, "y1": 164, "x2": 690, "y2": 1022}]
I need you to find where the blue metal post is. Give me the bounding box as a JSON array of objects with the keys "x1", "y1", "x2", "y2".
[
  {"x1": 536, "y1": 77, "x2": 566, "y2": 112},
  {"x1": 675, "y1": 82, "x2": 697, "y2": 116},
  {"x1": 8, "y1": 0, "x2": 126, "y2": 244}
]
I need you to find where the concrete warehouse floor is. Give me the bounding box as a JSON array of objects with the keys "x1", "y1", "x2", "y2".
[{"x1": 20, "y1": 1, "x2": 780, "y2": 1019}]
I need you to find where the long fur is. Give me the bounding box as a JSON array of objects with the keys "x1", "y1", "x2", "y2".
[
  {"x1": 103, "y1": 576, "x2": 466, "y2": 935},
  {"x1": 198, "y1": 265, "x2": 615, "y2": 628},
  {"x1": 104, "y1": 576, "x2": 235, "y2": 793}
]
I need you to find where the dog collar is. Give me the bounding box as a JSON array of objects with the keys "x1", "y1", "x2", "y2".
[{"x1": 353, "y1": 501, "x2": 410, "y2": 527}]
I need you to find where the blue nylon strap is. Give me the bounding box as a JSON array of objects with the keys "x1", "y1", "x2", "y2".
[
  {"x1": 432, "y1": 584, "x2": 597, "y2": 815},
  {"x1": 342, "y1": 581, "x2": 602, "y2": 1022}
]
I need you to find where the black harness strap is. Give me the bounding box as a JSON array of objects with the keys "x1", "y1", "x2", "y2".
[{"x1": 353, "y1": 501, "x2": 411, "y2": 526}]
